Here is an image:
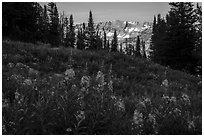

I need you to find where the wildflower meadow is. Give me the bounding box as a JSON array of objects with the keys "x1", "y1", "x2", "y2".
[{"x1": 2, "y1": 41, "x2": 202, "y2": 135}]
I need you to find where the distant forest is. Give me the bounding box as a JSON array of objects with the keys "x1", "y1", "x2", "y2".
[{"x1": 2, "y1": 2, "x2": 202, "y2": 75}]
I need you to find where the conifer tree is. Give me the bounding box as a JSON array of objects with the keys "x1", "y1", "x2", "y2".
[
  {"x1": 95, "y1": 29, "x2": 103, "y2": 50},
  {"x1": 107, "y1": 40, "x2": 110, "y2": 51},
  {"x1": 76, "y1": 28, "x2": 85, "y2": 50},
  {"x1": 65, "y1": 14, "x2": 75, "y2": 48},
  {"x1": 165, "y1": 2, "x2": 197, "y2": 73},
  {"x1": 150, "y1": 15, "x2": 157, "y2": 59},
  {"x1": 111, "y1": 29, "x2": 118, "y2": 52},
  {"x1": 103, "y1": 28, "x2": 107, "y2": 49},
  {"x1": 142, "y1": 40, "x2": 147, "y2": 58},
  {"x1": 34, "y1": 2, "x2": 43, "y2": 42},
  {"x1": 150, "y1": 14, "x2": 167, "y2": 64},
  {"x1": 42, "y1": 5, "x2": 49, "y2": 43},
  {"x1": 87, "y1": 10, "x2": 96, "y2": 50},
  {"x1": 48, "y1": 2, "x2": 60, "y2": 47},
  {"x1": 58, "y1": 12, "x2": 63, "y2": 45},
  {"x1": 193, "y1": 3, "x2": 202, "y2": 74},
  {"x1": 135, "y1": 35, "x2": 141, "y2": 57},
  {"x1": 120, "y1": 43, "x2": 123, "y2": 53}
]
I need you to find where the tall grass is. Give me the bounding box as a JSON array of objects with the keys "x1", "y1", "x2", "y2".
[{"x1": 2, "y1": 40, "x2": 202, "y2": 134}]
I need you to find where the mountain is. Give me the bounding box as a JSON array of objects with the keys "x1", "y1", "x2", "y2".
[{"x1": 76, "y1": 20, "x2": 152, "y2": 56}]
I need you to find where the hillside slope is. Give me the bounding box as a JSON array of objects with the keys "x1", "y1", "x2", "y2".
[{"x1": 2, "y1": 40, "x2": 202, "y2": 135}]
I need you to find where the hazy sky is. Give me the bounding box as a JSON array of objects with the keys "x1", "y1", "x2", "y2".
[{"x1": 39, "y1": 2, "x2": 200, "y2": 23}]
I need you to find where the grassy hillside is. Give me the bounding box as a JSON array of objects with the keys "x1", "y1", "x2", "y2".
[{"x1": 2, "y1": 40, "x2": 202, "y2": 135}]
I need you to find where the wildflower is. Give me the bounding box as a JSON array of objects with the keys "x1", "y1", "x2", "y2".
[
  {"x1": 162, "y1": 94, "x2": 170, "y2": 102},
  {"x1": 148, "y1": 114, "x2": 156, "y2": 129},
  {"x1": 96, "y1": 71, "x2": 106, "y2": 90},
  {"x1": 133, "y1": 109, "x2": 143, "y2": 125},
  {"x1": 170, "y1": 96, "x2": 177, "y2": 104},
  {"x1": 64, "y1": 68, "x2": 75, "y2": 80},
  {"x1": 75, "y1": 110, "x2": 85, "y2": 121},
  {"x1": 15, "y1": 92, "x2": 20, "y2": 100},
  {"x1": 18, "y1": 97, "x2": 24, "y2": 105},
  {"x1": 66, "y1": 128, "x2": 72, "y2": 132},
  {"x1": 181, "y1": 93, "x2": 191, "y2": 106},
  {"x1": 110, "y1": 95, "x2": 117, "y2": 100},
  {"x1": 139, "y1": 97, "x2": 152, "y2": 108},
  {"x1": 23, "y1": 79, "x2": 32, "y2": 86},
  {"x1": 81, "y1": 76, "x2": 90, "y2": 88},
  {"x1": 51, "y1": 91, "x2": 55, "y2": 96},
  {"x1": 2, "y1": 99, "x2": 9, "y2": 108},
  {"x1": 29, "y1": 68, "x2": 39, "y2": 76},
  {"x1": 10, "y1": 74, "x2": 24, "y2": 83},
  {"x1": 116, "y1": 98, "x2": 125, "y2": 111},
  {"x1": 2, "y1": 124, "x2": 6, "y2": 133},
  {"x1": 7, "y1": 63, "x2": 15, "y2": 68},
  {"x1": 108, "y1": 80, "x2": 113, "y2": 92},
  {"x1": 173, "y1": 108, "x2": 181, "y2": 116},
  {"x1": 96, "y1": 71, "x2": 105, "y2": 84},
  {"x1": 71, "y1": 84, "x2": 77, "y2": 91},
  {"x1": 161, "y1": 79, "x2": 168, "y2": 92},
  {"x1": 144, "y1": 97, "x2": 151, "y2": 106},
  {"x1": 16, "y1": 62, "x2": 24, "y2": 68},
  {"x1": 188, "y1": 120, "x2": 195, "y2": 130}
]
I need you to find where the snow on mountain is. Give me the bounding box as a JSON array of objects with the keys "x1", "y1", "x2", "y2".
[{"x1": 75, "y1": 20, "x2": 153, "y2": 56}]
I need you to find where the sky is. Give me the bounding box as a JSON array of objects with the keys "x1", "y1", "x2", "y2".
[{"x1": 39, "y1": 2, "x2": 200, "y2": 23}]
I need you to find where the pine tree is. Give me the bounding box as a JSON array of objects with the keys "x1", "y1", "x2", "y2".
[
  {"x1": 34, "y1": 2, "x2": 43, "y2": 42},
  {"x1": 3, "y1": 2, "x2": 39, "y2": 42},
  {"x1": 125, "y1": 38, "x2": 128, "y2": 54},
  {"x1": 48, "y1": 2, "x2": 60, "y2": 47},
  {"x1": 142, "y1": 40, "x2": 147, "y2": 58},
  {"x1": 95, "y1": 29, "x2": 103, "y2": 50},
  {"x1": 107, "y1": 40, "x2": 110, "y2": 52},
  {"x1": 65, "y1": 14, "x2": 75, "y2": 48},
  {"x1": 64, "y1": 17, "x2": 69, "y2": 47},
  {"x1": 120, "y1": 43, "x2": 123, "y2": 53},
  {"x1": 193, "y1": 3, "x2": 202, "y2": 74},
  {"x1": 42, "y1": 5, "x2": 49, "y2": 43},
  {"x1": 76, "y1": 28, "x2": 85, "y2": 50},
  {"x1": 135, "y1": 35, "x2": 141, "y2": 57},
  {"x1": 165, "y1": 2, "x2": 197, "y2": 73},
  {"x1": 87, "y1": 10, "x2": 96, "y2": 50},
  {"x1": 150, "y1": 14, "x2": 167, "y2": 64},
  {"x1": 103, "y1": 28, "x2": 107, "y2": 49},
  {"x1": 111, "y1": 29, "x2": 118, "y2": 52},
  {"x1": 59, "y1": 12, "x2": 65, "y2": 45},
  {"x1": 150, "y1": 15, "x2": 157, "y2": 59}
]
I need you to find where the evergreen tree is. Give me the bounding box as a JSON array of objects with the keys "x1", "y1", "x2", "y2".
[
  {"x1": 64, "y1": 17, "x2": 69, "y2": 47},
  {"x1": 125, "y1": 38, "x2": 128, "y2": 54},
  {"x1": 120, "y1": 43, "x2": 123, "y2": 53},
  {"x1": 95, "y1": 29, "x2": 103, "y2": 50},
  {"x1": 165, "y1": 2, "x2": 197, "y2": 73},
  {"x1": 150, "y1": 14, "x2": 167, "y2": 63},
  {"x1": 41, "y1": 5, "x2": 49, "y2": 43},
  {"x1": 142, "y1": 40, "x2": 147, "y2": 58},
  {"x1": 107, "y1": 40, "x2": 110, "y2": 52},
  {"x1": 59, "y1": 12, "x2": 65, "y2": 45},
  {"x1": 65, "y1": 14, "x2": 75, "y2": 48},
  {"x1": 87, "y1": 10, "x2": 96, "y2": 50},
  {"x1": 34, "y1": 2, "x2": 44, "y2": 42},
  {"x1": 76, "y1": 28, "x2": 85, "y2": 50},
  {"x1": 135, "y1": 35, "x2": 141, "y2": 57},
  {"x1": 193, "y1": 3, "x2": 202, "y2": 74},
  {"x1": 111, "y1": 29, "x2": 118, "y2": 52},
  {"x1": 48, "y1": 2, "x2": 60, "y2": 47},
  {"x1": 103, "y1": 28, "x2": 107, "y2": 49},
  {"x1": 129, "y1": 44, "x2": 134, "y2": 55},
  {"x1": 2, "y1": 2, "x2": 39, "y2": 42}
]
